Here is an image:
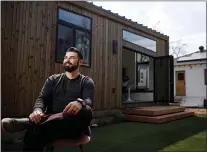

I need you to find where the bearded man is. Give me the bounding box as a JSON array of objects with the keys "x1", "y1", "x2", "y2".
[{"x1": 1, "y1": 47, "x2": 94, "y2": 151}]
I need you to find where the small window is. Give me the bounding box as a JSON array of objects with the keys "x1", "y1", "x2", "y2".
[
  {"x1": 204, "y1": 69, "x2": 207, "y2": 85},
  {"x1": 178, "y1": 73, "x2": 184, "y2": 80},
  {"x1": 58, "y1": 9, "x2": 91, "y2": 30}
]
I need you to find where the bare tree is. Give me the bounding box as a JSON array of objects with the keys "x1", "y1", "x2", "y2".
[{"x1": 170, "y1": 40, "x2": 187, "y2": 58}]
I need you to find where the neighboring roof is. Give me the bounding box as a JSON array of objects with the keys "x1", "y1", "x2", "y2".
[
  {"x1": 174, "y1": 50, "x2": 207, "y2": 65},
  {"x1": 68, "y1": 1, "x2": 169, "y2": 40},
  {"x1": 177, "y1": 50, "x2": 206, "y2": 62},
  {"x1": 174, "y1": 59, "x2": 206, "y2": 66}
]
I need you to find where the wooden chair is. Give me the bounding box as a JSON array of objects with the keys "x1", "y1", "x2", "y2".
[{"x1": 45, "y1": 135, "x2": 90, "y2": 152}]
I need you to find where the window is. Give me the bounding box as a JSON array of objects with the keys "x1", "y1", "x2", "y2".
[
  {"x1": 59, "y1": 9, "x2": 91, "y2": 30},
  {"x1": 56, "y1": 25, "x2": 74, "y2": 61},
  {"x1": 56, "y1": 8, "x2": 92, "y2": 67},
  {"x1": 122, "y1": 48, "x2": 154, "y2": 92},
  {"x1": 137, "y1": 54, "x2": 150, "y2": 62},
  {"x1": 204, "y1": 69, "x2": 207, "y2": 85},
  {"x1": 123, "y1": 30, "x2": 156, "y2": 52},
  {"x1": 178, "y1": 73, "x2": 184, "y2": 80}
]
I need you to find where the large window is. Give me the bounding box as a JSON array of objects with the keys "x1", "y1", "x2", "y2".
[
  {"x1": 123, "y1": 30, "x2": 156, "y2": 52},
  {"x1": 56, "y1": 8, "x2": 92, "y2": 67}
]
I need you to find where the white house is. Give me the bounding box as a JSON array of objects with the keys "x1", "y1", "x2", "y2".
[{"x1": 174, "y1": 46, "x2": 207, "y2": 107}]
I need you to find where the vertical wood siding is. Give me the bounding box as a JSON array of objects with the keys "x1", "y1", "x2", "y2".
[{"x1": 2, "y1": 1, "x2": 168, "y2": 117}]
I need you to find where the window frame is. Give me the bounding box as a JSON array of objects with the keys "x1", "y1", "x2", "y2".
[
  {"x1": 204, "y1": 69, "x2": 207, "y2": 85},
  {"x1": 55, "y1": 7, "x2": 92, "y2": 68}
]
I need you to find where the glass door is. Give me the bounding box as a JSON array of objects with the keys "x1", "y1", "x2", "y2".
[{"x1": 154, "y1": 55, "x2": 174, "y2": 103}]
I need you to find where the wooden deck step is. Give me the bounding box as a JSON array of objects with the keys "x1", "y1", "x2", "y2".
[
  {"x1": 122, "y1": 106, "x2": 185, "y2": 116},
  {"x1": 124, "y1": 111, "x2": 194, "y2": 124}
]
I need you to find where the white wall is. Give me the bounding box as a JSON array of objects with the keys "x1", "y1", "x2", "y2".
[{"x1": 174, "y1": 64, "x2": 206, "y2": 98}]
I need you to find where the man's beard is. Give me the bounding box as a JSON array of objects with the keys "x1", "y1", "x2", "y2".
[{"x1": 63, "y1": 62, "x2": 79, "y2": 73}]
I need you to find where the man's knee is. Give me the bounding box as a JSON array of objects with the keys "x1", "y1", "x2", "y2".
[
  {"x1": 1, "y1": 117, "x2": 29, "y2": 133},
  {"x1": 79, "y1": 106, "x2": 93, "y2": 120},
  {"x1": 62, "y1": 106, "x2": 93, "y2": 126},
  {"x1": 2, "y1": 118, "x2": 16, "y2": 133}
]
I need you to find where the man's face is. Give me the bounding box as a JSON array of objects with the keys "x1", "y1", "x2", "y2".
[{"x1": 63, "y1": 52, "x2": 80, "y2": 73}]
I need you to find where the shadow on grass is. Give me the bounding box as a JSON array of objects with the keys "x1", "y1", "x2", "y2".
[{"x1": 2, "y1": 115, "x2": 206, "y2": 152}]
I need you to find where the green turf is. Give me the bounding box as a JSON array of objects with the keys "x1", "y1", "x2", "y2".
[
  {"x1": 2, "y1": 115, "x2": 206, "y2": 152},
  {"x1": 54, "y1": 115, "x2": 206, "y2": 152},
  {"x1": 160, "y1": 131, "x2": 206, "y2": 152}
]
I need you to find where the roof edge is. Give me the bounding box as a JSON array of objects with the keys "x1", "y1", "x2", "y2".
[
  {"x1": 67, "y1": 1, "x2": 169, "y2": 41},
  {"x1": 175, "y1": 50, "x2": 207, "y2": 60},
  {"x1": 177, "y1": 58, "x2": 207, "y2": 63}
]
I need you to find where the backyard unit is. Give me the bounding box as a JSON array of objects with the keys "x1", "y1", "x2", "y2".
[{"x1": 2, "y1": 1, "x2": 180, "y2": 122}]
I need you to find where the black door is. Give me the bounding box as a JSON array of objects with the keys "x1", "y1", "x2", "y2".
[{"x1": 154, "y1": 55, "x2": 174, "y2": 103}]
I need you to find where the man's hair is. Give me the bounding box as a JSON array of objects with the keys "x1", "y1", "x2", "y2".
[{"x1": 66, "y1": 47, "x2": 83, "y2": 60}]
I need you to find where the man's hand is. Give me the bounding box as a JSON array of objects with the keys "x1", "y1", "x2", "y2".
[
  {"x1": 29, "y1": 110, "x2": 44, "y2": 124},
  {"x1": 63, "y1": 101, "x2": 82, "y2": 115}
]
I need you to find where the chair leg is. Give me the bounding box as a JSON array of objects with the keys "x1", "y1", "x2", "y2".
[{"x1": 79, "y1": 145, "x2": 84, "y2": 152}]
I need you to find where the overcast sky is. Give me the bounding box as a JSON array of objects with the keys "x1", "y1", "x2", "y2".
[{"x1": 92, "y1": 1, "x2": 206, "y2": 54}]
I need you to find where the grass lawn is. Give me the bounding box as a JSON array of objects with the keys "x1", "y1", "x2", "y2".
[
  {"x1": 2, "y1": 115, "x2": 206, "y2": 152},
  {"x1": 160, "y1": 131, "x2": 206, "y2": 152}
]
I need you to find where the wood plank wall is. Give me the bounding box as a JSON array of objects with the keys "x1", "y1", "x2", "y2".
[{"x1": 1, "y1": 1, "x2": 168, "y2": 117}]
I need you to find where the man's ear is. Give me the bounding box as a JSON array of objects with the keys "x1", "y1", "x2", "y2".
[{"x1": 79, "y1": 59, "x2": 84, "y2": 65}]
